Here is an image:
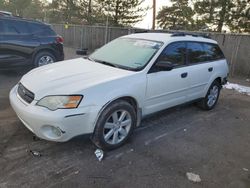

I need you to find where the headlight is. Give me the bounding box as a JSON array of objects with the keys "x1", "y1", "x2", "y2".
[{"x1": 37, "y1": 95, "x2": 83, "y2": 111}]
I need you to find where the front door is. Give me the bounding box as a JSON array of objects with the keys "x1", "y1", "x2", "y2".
[{"x1": 145, "y1": 42, "x2": 189, "y2": 115}]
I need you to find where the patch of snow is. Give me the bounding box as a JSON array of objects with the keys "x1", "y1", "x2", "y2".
[
  {"x1": 223, "y1": 82, "x2": 250, "y2": 96},
  {"x1": 186, "y1": 172, "x2": 201, "y2": 183}
]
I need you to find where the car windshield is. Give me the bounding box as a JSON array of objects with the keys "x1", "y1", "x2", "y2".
[{"x1": 89, "y1": 38, "x2": 163, "y2": 71}]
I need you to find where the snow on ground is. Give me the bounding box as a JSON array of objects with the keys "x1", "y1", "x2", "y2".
[{"x1": 224, "y1": 82, "x2": 250, "y2": 96}]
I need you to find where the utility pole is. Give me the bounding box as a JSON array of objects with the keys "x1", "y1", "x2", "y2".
[
  {"x1": 87, "y1": 0, "x2": 92, "y2": 23},
  {"x1": 152, "y1": 0, "x2": 156, "y2": 30}
]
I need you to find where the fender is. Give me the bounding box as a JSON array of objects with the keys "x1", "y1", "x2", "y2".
[{"x1": 92, "y1": 96, "x2": 143, "y2": 134}]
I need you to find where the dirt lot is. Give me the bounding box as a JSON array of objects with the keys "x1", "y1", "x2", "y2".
[{"x1": 0, "y1": 48, "x2": 250, "y2": 188}]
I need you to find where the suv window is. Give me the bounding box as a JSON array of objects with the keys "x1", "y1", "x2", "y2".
[
  {"x1": 203, "y1": 43, "x2": 225, "y2": 61},
  {"x1": 0, "y1": 20, "x2": 4, "y2": 33},
  {"x1": 159, "y1": 42, "x2": 186, "y2": 66},
  {"x1": 29, "y1": 23, "x2": 55, "y2": 36},
  {"x1": 4, "y1": 20, "x2": 29, "y2": 34},
  {"x1": 187, "y1": 42, "x2": 207, "y2": 64}
]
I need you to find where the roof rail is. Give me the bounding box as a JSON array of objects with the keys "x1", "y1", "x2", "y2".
[
  {"x1": 171, "y1": 32, "x2": 211, "y2": 39},
  {"x1": 0, "y1": 11, "x2": 13, "y2": 17},
  {"x1": 134, "y1": 30, "x2": 211, "y2": 39}
]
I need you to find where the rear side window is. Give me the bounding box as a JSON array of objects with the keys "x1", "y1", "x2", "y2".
[
  {"x1": 203, "y1": 43, "x2": 225, "y2": 61},
  {"x1": 4, "y1": 20, "x2": 29, "y2": 34},
  {"x1": 160, "y1": 42, "x2": 186, "y2": 66},
  {"x1": 29, "y1": 23, "x2": 56, "y2": 36},
  {"x1": 0, "y1": 20, "x2": 4, "y2": 33},
  {"x1": 187, "y1": 42, "x2": 207, "y2": 64}
]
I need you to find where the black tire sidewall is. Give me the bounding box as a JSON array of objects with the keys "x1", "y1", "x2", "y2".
[
  {"x1": 34, "y1": 51, "x2": 56, "y2": 67},
  {"x1": 203, "y1": 80, "x2": 221, "y2": 110},
  {"x1": 93, "y1": 100, "x2": 136, "y2": 150}
]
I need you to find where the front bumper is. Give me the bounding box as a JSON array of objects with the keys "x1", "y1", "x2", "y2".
[{"x1": 9, "y1": 85, "x2": 100, "y2": 142}]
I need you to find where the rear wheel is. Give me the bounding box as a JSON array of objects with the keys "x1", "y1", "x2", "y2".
[
  {"x1": 198, "y1": 80, "x2": 221, "y2": 110},
  {"x1": 92, "y1": 100, "x2": 136, "y2": 150},
  {"x1": 34, "y1": 51, "x2": 56, "y2": 67}
]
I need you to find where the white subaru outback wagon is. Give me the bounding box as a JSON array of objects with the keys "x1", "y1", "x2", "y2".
[{"x1": 10, "y1": 32, "x2": 229, "y2": 150}]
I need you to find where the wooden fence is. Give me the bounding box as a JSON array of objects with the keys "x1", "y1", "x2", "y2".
[{"x1": 51, "y1": 24, "x2": 250, "y2": 77}]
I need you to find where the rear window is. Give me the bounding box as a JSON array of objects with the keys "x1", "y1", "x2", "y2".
[
  {"x1": 203, "y1": 43, "x2": 225, "y2": 61},
  {"x1": 4, "y1": 20, "x2": 29, "y2": 34},
  {"x1": 29, "y1": 23, "x2": 56, "y2": 36}
]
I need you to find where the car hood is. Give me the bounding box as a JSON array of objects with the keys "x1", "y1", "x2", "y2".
[{"x1": 20, "y1": 58, "x2": 134, "y2": 100}]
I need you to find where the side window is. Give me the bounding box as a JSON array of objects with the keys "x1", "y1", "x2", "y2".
[
  {"x1": 0, "y1": 20, "x2": 4, "y2": 33},
  {"x1": 203, "y1": 43, "x2": 225, "y2": 61},
  {"x1": 4, "y1": 20, "x2": 29, "y2": 34},
  {"x1": 159, "y1": 42, "x2": 186, "y2": 66},
  {"x1": 29, "y1": 23, "x2": 56, "y2": 36},
  {"x1": 187, "y1": 42, "x2": 207, "y2": 64},
  {"x1": 29, "y1": 23, "x2": 44, "y2": 34}
]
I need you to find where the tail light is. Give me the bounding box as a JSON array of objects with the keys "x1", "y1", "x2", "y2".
[{"x1": 56, "y1": 36, "x2": 64, "y2": 44}]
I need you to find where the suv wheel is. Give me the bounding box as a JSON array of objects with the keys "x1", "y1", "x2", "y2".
[
  {"x1": 198, "y1": 80, "x2": 221, "y2": 110},
  {"x1": 92, "y1": 100, "x2": 136, "y2": 150},
  {"x1": 34, "y1": 51, "x2": 56, "y2": 67}
]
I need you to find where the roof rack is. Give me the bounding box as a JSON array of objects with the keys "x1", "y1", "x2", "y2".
[
  {"x1": 171, "y1": 32, "x2": 211, "y2": 39},
  {"x1": 134, "y1": 30, "x2": 211, "y2": 39}
]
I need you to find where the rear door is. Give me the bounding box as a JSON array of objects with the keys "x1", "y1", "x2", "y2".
[
  {"x1": 145, "y1": 42, "x2": 190, "y2": 115},
  {"x1": 186, "y1": 42, "x2": 214, "y2": 100},
  {"x1": 0, "y1": 19, "x2": 40, "y2": 68}
]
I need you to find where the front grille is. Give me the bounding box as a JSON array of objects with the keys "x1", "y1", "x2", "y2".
[{"x1": 17, "y1": 83, "x2": 35, "y2": 104}]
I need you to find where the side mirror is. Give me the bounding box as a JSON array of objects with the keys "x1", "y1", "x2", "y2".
[
  {"x1": 154, "y1": 61, "x2": 174, "y2": 71},
  {"x1": 76, "y1": 48, "x2": 88, "y2": 55}
]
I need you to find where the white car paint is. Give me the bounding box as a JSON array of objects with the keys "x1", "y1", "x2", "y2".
[{"x1": 9, "y1": 33, "x2": 229, "y2": 142}]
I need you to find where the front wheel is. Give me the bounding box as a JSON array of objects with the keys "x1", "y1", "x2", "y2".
[
  {"x1": 92, "y1": 100, "x2": 136, "y2": 150},
  {"x1": 198, "y1": 80, "x2": 221, "y2": 110}
]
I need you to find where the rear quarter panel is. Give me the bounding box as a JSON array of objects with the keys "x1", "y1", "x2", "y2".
[{"x1": 203, "y1": 59, "x2": 229, "y2": 96}]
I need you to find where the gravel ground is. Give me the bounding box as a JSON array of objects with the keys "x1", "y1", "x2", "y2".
[{"x1": 0, "y1": 47, "x2": 250, "y2": 188}]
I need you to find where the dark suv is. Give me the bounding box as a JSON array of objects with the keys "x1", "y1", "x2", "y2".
[{"x1": 0, "y1": 16, "x2": 64, "y2": 69}]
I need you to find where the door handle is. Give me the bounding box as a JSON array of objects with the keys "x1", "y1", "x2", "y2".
[
  {"x1": 208, "y1": 67, "x2": 213, "y2": 72},
  {"x1": 181, "y1": 72, "x2": 188, "y2": 78}
]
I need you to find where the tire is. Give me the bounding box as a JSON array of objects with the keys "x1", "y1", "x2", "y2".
[
  {"x1": 34, "y1": 51, "x2": 56, "y2": 67},
  {"x1": 198, "y1": 80, "x2": 221, "y2": 110},
  {"x1": 92, "y1": 100, "x2": 136, "y2": 150}
]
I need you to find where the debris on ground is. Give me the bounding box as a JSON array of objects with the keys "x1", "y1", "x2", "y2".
[
  {"x1": 224, "y1": 82, "x2": 250, "y2": 96},
  {"x1": 186, "y1": 172, "x2": 201, "y2": 183},
  {"x1": 184, "y1": 129, "x2": 187, "y2": 132},
  {"x1": 95, "y1": 149, "x2": 104, "y2": 161},
  {"x1": 246, "y1": 79, "x2": 250, "y2": 82},
  {"x1": 243, "y1": 168, "x2": 249, "y2": 172},
  {"x1": 29, "y1": 150, "x2": 42, "y2": 157},
  {"x1": 74, "y1": 170, "x2": 79, "y2": 174},
  {"x1": 32, "y1": 135, "x2": 41, "y2": 141}
]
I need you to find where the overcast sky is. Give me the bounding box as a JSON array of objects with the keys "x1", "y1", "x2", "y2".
[{"x1": 135, "y1": 0, "x2": 171, "y2": 29}]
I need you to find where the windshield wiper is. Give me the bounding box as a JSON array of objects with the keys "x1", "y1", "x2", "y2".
[
  {"x1": 84, "y1": 56, "x2": 96, "y2": 62},
  {"x1": 88, "y1": 58, "x2": 137, "y2": 71},
  {"x1": 94, "y1": 60, "x2": 118, "y2": 68}
]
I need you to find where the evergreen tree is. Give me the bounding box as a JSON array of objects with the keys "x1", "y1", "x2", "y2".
[
  {"x1": 97, "y1": 0, "x2": 148, "y2": 26},
  {"x1": 4, "y1": 0, "x2": 32, "y2": 16},
  {"x1": 156, "y1": 0, "x2": 193, "y2": 30},
  {"x1": 193, "y1": 0, "x2": 234, "y2": 32},
  {"x1": 228, "y1": 0, "x2": 250, "y2": 33}
]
